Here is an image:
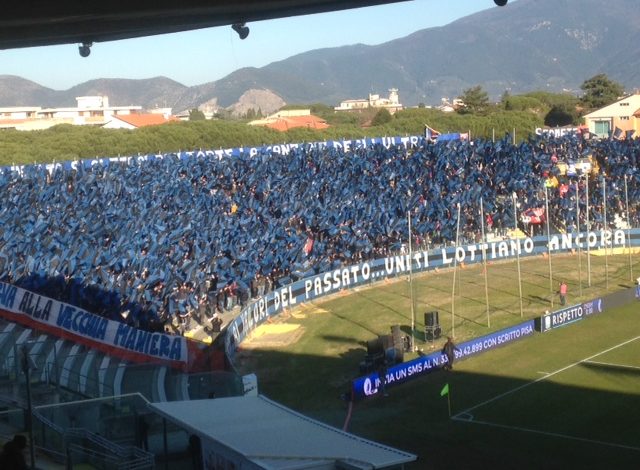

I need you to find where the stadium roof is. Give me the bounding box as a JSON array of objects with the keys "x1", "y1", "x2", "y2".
[
  {"x1": 1, "y1": 1, "x2": 408, "y2": 50},
  {"x1": 149, "y1": 395, "x2": 417, "y2": 469}
]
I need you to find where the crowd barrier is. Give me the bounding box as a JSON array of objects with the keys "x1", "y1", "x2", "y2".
[
  {"x1": 351, "y1": 285, "x2": 638, "y2": 400},
  {"x1": 352, "y1": 320, "x2": 536, "y2": 400},
  {"x1": 0, "y1": 227, "x2": 634, "y2": 375},
  {"x1": 0, "y1": 281, "x2": 216, "y2": 372},
  {"x1": 225, "y1": 228, "x2": 640, "y2": 358}
]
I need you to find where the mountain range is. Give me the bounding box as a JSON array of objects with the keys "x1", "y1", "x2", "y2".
[{"x1": 1, "y1": 0, "x2": 639, "y2": 114}]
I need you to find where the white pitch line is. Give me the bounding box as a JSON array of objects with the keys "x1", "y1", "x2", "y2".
[
  {"x1": 453, "y1": 335, "x2": 640, "y2": 418},
  {"x1": 451, "y1": 417, "x2": 640, "y2": 453},
  {"x1": 583, "y1": 360, "x2": 640, "y2": 371}
]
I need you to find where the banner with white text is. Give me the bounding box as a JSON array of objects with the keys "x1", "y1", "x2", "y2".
[
  {"x1": 350, "y1": 320, "x2": 536, "y2": 400},
  {"x1": 0, "y1": 282, "x2": 188, "y2": 368},
  {"x1": 225, "y1": 228, "x2": 639, "y2": 357},
  {"x1": 9, "y1": 135, "x2": 425, "y2": 175}
]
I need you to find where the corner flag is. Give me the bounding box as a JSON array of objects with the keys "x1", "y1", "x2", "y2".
[{"x1": 440, "y1": 383, "x2": 452, "y2": 417}]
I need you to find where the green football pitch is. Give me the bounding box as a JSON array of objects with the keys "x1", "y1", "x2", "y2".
[{"x1": 235, "y1": 253, "x2": 640, "y2": 469}]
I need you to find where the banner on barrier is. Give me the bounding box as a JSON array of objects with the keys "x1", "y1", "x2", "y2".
[
  {"x1": 537, "y1": 298, "x2": 603, "y2": 332},
  {"x1": 0, "y1": 282, "x2": 187, "y2": 365},
  {"x1": 226, "y1": 229, "x2": 630, "y2": 357},
  {"x1": 350, "y1": 320, "x2": 535, "y2": 400},
  {"x1": 9, "y1": 135, "x2": 425, "y2": 175}
]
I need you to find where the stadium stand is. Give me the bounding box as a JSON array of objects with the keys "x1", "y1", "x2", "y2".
[
  {"x1": 0, "y1": 134, "x2": 638, "y2": 338},
  {"x1": 0, "y1": 131, "x2": 638, "y2": 469}
]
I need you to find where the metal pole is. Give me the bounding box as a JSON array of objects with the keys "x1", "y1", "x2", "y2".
[
  {"x1": 21, "y1": 345, "x2": 36, "y2": 470},
  {"x1": 451, "y1": 203, "x2": 462, "y2": 338},
  {"x1": 625, "y1": 175, "x2": 634, "y2": 282},
  {"x1": 480, "y1": 197, "x2": 490, "y2": 327},
  {"x1": 602, "y1": 177, "x2": 609, "y2": 290},
  {"x1": 576, "y1": 182, "x2": 583, "y2": 298},
  {"x1": 163, "y1": 418, "x2": 169, "y2": 470},
  {"x1": 512, "y1": 194, "x2": 524, "y2": 318},
  {"x1": 407, "y1": 211, "x2": 416, "y2": 348},
  {"x1": 586, "y1": 174, "x2": 591, "y2": 287},
  {"x1": 544, "y1": 185, "x2": 554, "y2": 308}
]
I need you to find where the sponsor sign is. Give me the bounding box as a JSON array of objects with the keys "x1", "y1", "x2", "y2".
[
  {"x1": 535, "y1": 127, "x2": 581, "y2": 138},
  {"x1": 351, "y1": 320, "x2": 535, "y2": 400},
  {"x1": 538, "y1": 298, "x2": 603, "y2": 332}
]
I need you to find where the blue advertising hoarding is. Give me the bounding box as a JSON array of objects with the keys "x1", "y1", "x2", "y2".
[
  {"x1": 225, "y1": 228, "x2": 632, "y2": 357},
  {"x1": 351, "y1": 320, "x2": 535, "y2": 400},
  {"x1": 537, "y1": 298, "x2": 603, "y2": 332}
]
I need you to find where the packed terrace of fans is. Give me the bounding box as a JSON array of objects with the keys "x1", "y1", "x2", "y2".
[{"x1": 0, "y1": 135, "x2": 637, "y2": 332}]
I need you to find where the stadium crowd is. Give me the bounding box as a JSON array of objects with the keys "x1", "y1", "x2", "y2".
[{"x1": 0, "y1": 134, "x2": 638, "y2": 332}]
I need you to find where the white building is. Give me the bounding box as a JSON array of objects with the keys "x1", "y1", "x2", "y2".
[
  {"x1": 335, "y1": 88, "x2": 403, "y2": 114},
  {"x1": 437, "y1": 97, "x2": 464, "y2": 113},
  {"x1": 0, "y1": 106, "x2": 41, "y2": 120},
  {"x1": 0, "y1": 96, "x2": 143, "y2": 130}
]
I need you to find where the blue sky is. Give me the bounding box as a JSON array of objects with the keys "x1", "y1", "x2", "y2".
[{"x1": 0, "y1": 0, "x2": 504, "y2": 90}]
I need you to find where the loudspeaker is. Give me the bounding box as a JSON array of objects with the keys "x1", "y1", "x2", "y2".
[
  {"x1": 367, "y1": 338, "x2": 384, "y2": 357},
  {"x1": 425, "y1": 326, "x2": 442, "y2": 341},
  {"x1": 424, "y1": 311, "x2": 440, "y2": 327},
  {"x1": 379, "y1": 334, "x2": 393, "y2": 351},
  {"x1": 394, "y1": 347, "x2": 404, "y2": 363},
  {"x1": 391, "y1": 325, "x2": 403, "y2": 349}
]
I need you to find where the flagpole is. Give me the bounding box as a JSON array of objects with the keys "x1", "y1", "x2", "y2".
[
  {"x1": 451, "y1": 203, "x2": 462, "y2": 339},
  {"x1": 624, "y1": 175, "x2": 633, "y2": 282},
  {"x1": 407, "y1": 211, "x2": 416, "y2": 349},
  {"x1": 480, "y1": 197, "x2": 490, "y2": 328},
  {"x1": 544, "y1": 185, "x2": 554, "y2": 309},
  {"x1": 575, "y1": 182, "x2": 583, "y2": 298},
  {"x1": 512, "y1": 193, "x2": 524, "y2": 318},
  {"x1": 586, "y1": 174, "x2": 592, "y2": 287},
  {"x1": 602, "y1": 176, "x2": 609, "y2": 290}
]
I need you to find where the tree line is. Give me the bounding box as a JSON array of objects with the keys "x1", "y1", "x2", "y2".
[
  {"x1": 0, "y1": 74, "x2": 625, "y2": 167},
  {"x1": 457, "y1": 73, "x2": 624, "y2": 126}
]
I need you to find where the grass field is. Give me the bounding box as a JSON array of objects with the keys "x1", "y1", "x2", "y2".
[{"x1": 234, "y1": 252, "x2": 640, "y2": 469}]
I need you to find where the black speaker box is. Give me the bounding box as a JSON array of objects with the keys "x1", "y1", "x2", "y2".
[
  {"x1": 367, "y1": 338, "x2": 384, "y2": 357},
  {"x1": 379, "y1": 334, "x2": 393, "y2": 351},
  {"x1": 391, "y1": 325, "x2": 403, "y2": 349},
  {"x1": 385, "y1": 347, "x2": 404, "y2": 365},
  {"x1": 424, "y1": 311, "x2": 440, "y2": 327},
  {"x1": 425, "y1": 326, "x2": 442, "y2": 341}
]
